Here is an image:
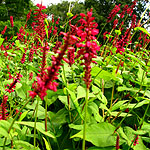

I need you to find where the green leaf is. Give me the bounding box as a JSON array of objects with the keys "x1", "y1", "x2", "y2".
[
  {"x1": 88, "y1": 102, "x2": 103, "y2": 122},
  {"x1": 99, "y1": 103, "x2": 111, "y2": 115},
  {"x1": 67, "y1": 12, "x2": 73, "y2": 18},
  {"x1": 0, "y1": 120, "x2": 11, "y2": 131},
  {"x1": 67, "y1": 88, "x2": 83, "y2": 119},
  {"x1": 115, "y1": 29, "x2": 121, "y2": 35},
  {"x1": 77, "y1": 86, "x2": 86, "y2": 99},
  {"x1": 137, "y1": 65, "x2": 147, "y2": 84},
  {"x1": 43, "y1": 137, "x2": 52, "y2": 150},
  {"x1": 15, "y1": 40, "x2": 20, "y2": 47},
  {"x1": 125, "y1": 54, "x2": 147, "y2": 70},
  {"x1": 0, "y1": 127, "x2": 10, "y2": 138},
  {"x1": 134, "y1": 27, "x2": 150, "y2": 37},
  {"x1": 112, "y1": 100, "x2": 128, "y2": 111},
  {"x1": 16, "y1": 121, "x2": 55, "y2": 138},
  {"x1": 51, "y1": 108, "x2": 68, "y2": 126},
  {"x1": 45, "y1": 25, "x2": 48, "y2": 39},
  {"x1": 88, "y1": 147, "x2": 115, "y2": 150},
  {"x1": 18, "y1": 110, "x2": 29, "y2": 121},
  {"x1": 16, "y1": 87, "x2": 26, "y2": 99},
  {"x1": 45, "y1": 18, "x2": 49, "y2": 26},
  {"x1": 69, "y1": 124, "x2": 83, "y2": 130},
  {"x1": 58, "y1": 96, "x2": 74, "y2": 108},
  {"x1": 71, "y1": 122, "x2": 116, "y2": 147},
  {"x1": 14, "y1": 140, "x2": 40, "y2": 150},
  {"x1": 0, "y1": 37, "x2": 4, "y2": 47}
]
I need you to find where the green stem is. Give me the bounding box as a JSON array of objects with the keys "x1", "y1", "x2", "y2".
[
  {"x1": 34, "y1": 97, "x2": 40, "y2": 148},
  {"x1": 45, "y1": 96, "x2": 48, "y2": 132},
  {"x1": 97, "y1": 23, "x2": 107, "y2": 40},
  {"x1": 3, "y1": 97, "x2": 32, "y2": 150},
  {"x1": 82, "y1": 88, "x2": 89, "y2": 150},
  {"x1": 110, "y1": 82, "x2": 115, "y2": 111},
  {"x1": 62, "y1": 65, "x2": 71, "y2": 122},
  {"x1": 138, "y1": 4, "x2": 150, "y2": 26}
]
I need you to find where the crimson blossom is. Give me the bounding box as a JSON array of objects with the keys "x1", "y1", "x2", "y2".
[
  {"x1": 107, "y1": 5, "x2": 121, "y2": 23},
  {"x1": 0, "y1": 95, "x2": 8, "y2": 120},
  {"x1": 10, "y1": 16, "x2": 14, "y2": 27},
  {"x1": 29, "y1": 32, "x2": 78, "y2": 100},
  {"x1": 76, "y1": 9, "x2": 100, "y2": 89}
]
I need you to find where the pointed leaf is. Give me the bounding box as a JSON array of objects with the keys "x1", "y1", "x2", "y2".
[{"x1": 71, "y1": 122, "x2": 116, "y2": 147}]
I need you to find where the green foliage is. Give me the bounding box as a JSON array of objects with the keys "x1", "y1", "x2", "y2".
[{"x1": 0, "y1": 1, "x2": 150, "y2": 150}]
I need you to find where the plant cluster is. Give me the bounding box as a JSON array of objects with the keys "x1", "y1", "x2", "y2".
[{"x1": 0, "y1": 1, "x2": 150, "y2": 150}]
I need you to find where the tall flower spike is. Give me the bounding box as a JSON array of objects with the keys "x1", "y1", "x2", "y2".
[
  {"x1": 29, "y1": 32, "x2": 78, "y2": 100},
  {"x1": 5, "y1": 73, "x2": 22, "y2": 93},
  {"x1": 76, "y1": 9, "x2": 100, "y2": 89},
  {"x1": 1, "y1": 26, "x2": 7, "y2": 35},
  {"x1": 10, "y1": 16, "x2": 14, "y2": 27},
  {"x1": 115, "y1": 133, "x2": 120, "y2": 150},
  {"x1": 0, "y1": 95, "x2": 8, "y2": 120},
  {"x1": 32, "y1": 3, "x2": 47, "y2": 41},
  {"x1": 132, "y1": 135, "x2": 139, "y2": 146},
  {"x1": 107, "y1": 5, "x2": 121, "y2": 23}
]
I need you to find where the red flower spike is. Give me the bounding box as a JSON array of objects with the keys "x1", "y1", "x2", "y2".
[
  {"x1": 120, "y1": 5, "x2": 128, "y2": 19},
  {"x1": 10, "y1": 16, "x2": 14, "y2": 27},
  {"x1": 29, "y1": 32, "x2": 78, "y2": 100},
  {"x1": 0, "y1": 95, "x2": 8, "y2": 120},
  {"x1": 5, "y1": 73, "x2": 22, "y2": 93},
  {"x1": 132, "y1": 135, "x2": 139, "y2": 146},
  {"x1": 32, "y1": 3, "x2": 48, "y2": 41},
  {"x1": 115, "y1": 133, "x2": 120, "y2": 150},
  {"x1": 107, "y1": 5, "x2": 120, "y2": 23},
  {"x1": 1, "y1": 26, "x2": 7, "y2": 35},
  {"x1": 76, "y1": 10, "x2": 100, "y2": 89},
  {"x1": 113, "y1": 19, "x2": 118, "y2": 29}
]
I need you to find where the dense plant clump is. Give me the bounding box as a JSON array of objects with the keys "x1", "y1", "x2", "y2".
[{"x1": 0, "y1": 1, "x2": 150, "y2": 150}]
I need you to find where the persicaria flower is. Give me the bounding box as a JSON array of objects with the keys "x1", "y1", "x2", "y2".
[
  {"x1": 115, "y1": 133, "x2": 120, "y2": 150},
  {"x1": 5, "y1": 73, "x2": 22, "y2": 93},
  {"x1": 113, "y1": 19, "x2": 118, "y2": 29},
  {"x1": 76, "y1": 9, "x2": 100, "y2": 89},
  {"x1": 27, "y1": 9, "x2": 32, "y2": 21},
  {"x1": 21, "y1": 50, "x2": 27, "y2": 64},
  {"x1": 132, "y1": 135, "x2": 139, "y2": 146},
  {"x1": 33, "y1": 3, "x2": 48, "y2": 41},
  {"x1": 107, "y1": 5, "x2": 121, "y2": 23},
  {"x1": 120, "y1": 5, "x2": 128, "y2": 19},
  {"x1": 0, "y1": 95, "x2": 8, "y2": 120},
  {"x1": 10, "y1": 16, "x2": 14, "y2": 27},
  {"x1": 29, "y1": 32, "x2": 78, "y2": 100},
  {"x1": 29, "y1": 72, "x2": 33, "y2": 80},
  {"x1": 1, "y1": 26, "x2": 7, "y2": 35}
]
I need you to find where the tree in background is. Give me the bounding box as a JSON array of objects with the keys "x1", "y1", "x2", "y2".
[
  {"x1": 0, "y1": 0, "x2": 33, "y2": 21},
  {"x1": 46, "y1": 0, "x2": 149, "y2": 41},
  {"x1": 46, "y1": 1, "x2": 86, "y2": 25},
  {"x1": 84, "y1": 0, "x2": 149, "y2": 29},
  {"x1": 0, "y1": 0, "x2": 35, "y2": 38}
]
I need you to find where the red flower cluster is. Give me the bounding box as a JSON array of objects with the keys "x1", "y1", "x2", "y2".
[
  {"x1": 5, "y1": 73, "x2": 22, "y2": 93},
  {"x1": 113, "y1": 19, "x2": 118, "y2": 29},
  {"x1": 0, "y1": 95, "x2": 8, "y2": 120},
  {"x1": 127, "y1": 0, "x2": 137, "y2": 16},
  {"x1": 32, "y1": 3, "x2": 48, "y2": 41},
  {"x1": 120, "y1": 5, "x2": 128, "y2": 19},
  {"x1": 76, "y1": 9, "x2": 100, "y2": 89},
  {"x1": 107, "y1": 5, "x2": 121, "y2": 23},
  {"x1": 115, "y1": 133, "x2": 120, "y2": 150},
  {"x1": 10, "y1": 16, "x2": 14, "y2": 27},
  {"x1": 1, "y1": 26, "x2": 7, "y2": 35},
  {"x1": 29, "y1": 32, "x2": 78, "y2": 100},
  {"x1": 132, "y1": 135, "x2": 139, "y2": 146}
]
